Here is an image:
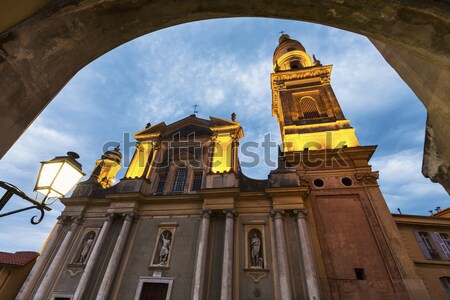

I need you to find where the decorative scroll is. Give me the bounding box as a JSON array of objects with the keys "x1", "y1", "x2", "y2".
[{"x1": 355, "y1": 171, "x2": 379, "y2": 185}]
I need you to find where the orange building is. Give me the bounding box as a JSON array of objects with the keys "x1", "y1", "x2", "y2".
[
  {"x1": 394, "y1": 212, "x2": 450, "y2": 300},
  {"x1": 0, "y1": 251, "x2": 38, "y2": 300}
]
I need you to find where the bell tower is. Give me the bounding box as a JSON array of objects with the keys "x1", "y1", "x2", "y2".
[{"x1": 271, "y1": 33, "x2": 359, "y2": 152}]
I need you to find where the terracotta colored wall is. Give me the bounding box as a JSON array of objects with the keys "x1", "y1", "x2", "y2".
[
  {"x1": 313, "y1": 194, "x2": 402, "y2": 300},
  {"x1": 0, "y1": 261, "x2": 36, "y2": 300}
]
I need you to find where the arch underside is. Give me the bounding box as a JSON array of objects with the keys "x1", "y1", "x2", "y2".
[{"x1": 0, "y1": 0, "x2": 448, "y2": 193}]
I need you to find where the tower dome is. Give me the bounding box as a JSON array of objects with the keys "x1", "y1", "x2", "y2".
[
  {"x1": 101, "y1": 145, "x2": 122, "y2": 164},
  {"x1": 273, "y1": 33, "x2": 312, "y2": 71}
]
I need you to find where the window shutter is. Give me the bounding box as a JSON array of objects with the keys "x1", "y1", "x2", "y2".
[
  {"x1": 300, "y1": 97, "x2": 321, "y2": 119},
  {"x1": 432, "y1": 233, "x2": 450, "y2": 260},
  {"x1": 413, "y1": 231, "x2": 432, "y2": 259},
  {"x1": 440, "y1": 277, "x2": 450, "y2": 299}
]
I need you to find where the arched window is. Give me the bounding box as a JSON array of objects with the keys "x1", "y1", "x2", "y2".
[
  {"x1": 300, "y1": 97, "x2": 321, "y2": 119},
  {"x1": 290, "y1": 60, "x2": 302, "y2": 70}
]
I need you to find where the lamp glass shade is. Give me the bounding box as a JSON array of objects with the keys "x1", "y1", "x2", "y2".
[{"x1": 35, "y1": 156, "x2": 85, "y2": 198}]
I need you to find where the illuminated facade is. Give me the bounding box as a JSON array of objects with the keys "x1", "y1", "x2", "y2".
[
  {"x1": 271, "y1": 34, "x2": 359, "y2": 152},
  {"x1": 17, "y1": 34, "x2": 449, "y2": 300}
]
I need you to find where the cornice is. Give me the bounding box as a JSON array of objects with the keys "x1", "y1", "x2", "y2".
[
  {"x1": 265, "y1": 186, "x2": 309, "y2": 195},
  {"x1": 393, "y1": 214, "x2": 450, "y2": 226},
  {"x1": 271, "y1": 65, "x2": 332, "y2": 85},
  {"x1": 196, "y1": 187, "x2": 240, "y2": 198}
]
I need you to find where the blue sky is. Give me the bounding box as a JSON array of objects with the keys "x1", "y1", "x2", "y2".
[{"x1": 0, "y1": 18, "x2": 447, "y2": 252}]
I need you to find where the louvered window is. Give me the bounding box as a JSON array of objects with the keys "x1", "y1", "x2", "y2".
[
  {"x1": 300, "y1": 97, "x2": 321, "y2": 119},
  {"x1": 155, "y1": 174, "x2": 166, "y2": 194},
  {"x1": 192, "y1": 173, "x2": 203, "y2": 191},
  {"x1": 172, "y1": 168, "x2": 187, "y2": 192},
  {"x1": 431, "y1": 232, "x2": 450, "y2": 260},
  {"x1": 414, "y1": 231, "x2": 440, "y2": 260}
]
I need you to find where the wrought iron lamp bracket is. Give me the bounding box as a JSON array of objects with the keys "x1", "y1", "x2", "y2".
[{"x1": 0, "y1": 181, "x2": 51, "y2": 224}]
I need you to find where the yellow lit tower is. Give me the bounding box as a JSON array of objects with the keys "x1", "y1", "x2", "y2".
[
  {"x1": 269, "y1": 34, "x2": 431, "y2": 300},
  {"x1": 271, "y1": 33, "x2": 359, "y2": 152}
]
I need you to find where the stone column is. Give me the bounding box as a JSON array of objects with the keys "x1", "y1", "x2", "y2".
[
  {"x1": 17, "y1": 216, "x2": 66, "y2": 300},
  {"x1": 192, "y1": 210, "x2": 211, "y2": 300},
  {"x1": 73, "y1": 213, "x2": 115, "y2": 300},
  {"x1": 294, "y1": 210, "x2": 321, "y2": 300},
  {"x1": 220, "y1": 210, "x2": 235, "y2": 300},
  {"x1": 96, "y1": 213, "x2": 135, "y2": 300},
  {"x1": 272, "y1": 210, "x2": 293, "y2": 300},
  {"x1": 34, "y1": 217, "x2": 82, "y2": 300}
]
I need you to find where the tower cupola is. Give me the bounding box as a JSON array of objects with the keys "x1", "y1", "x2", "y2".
[
  {"x1": 90, "y1": 145, "x2": 122, "y2": 188},
  {"x1": 273, "y1": 33, "x2": 313, "y2": 72},
  {"x1": 271, "y1": 34, "x2": 359, "y2": 152}
]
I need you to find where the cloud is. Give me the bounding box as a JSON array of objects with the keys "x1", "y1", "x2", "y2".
[
  {"x1": 372, "y1": 149, "x2": 448, "y2": 215},
  {"x1": 0, "y1": 120, "x2": 82, "y2": 182}
]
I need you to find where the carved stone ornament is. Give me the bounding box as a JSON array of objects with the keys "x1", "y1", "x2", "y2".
[
  {"x1": 272, "y1": 81, "x2": 287, "y2": 92},
  {"x1": 319, "y1": 73, "x2": 331, "y2": 84},
  {"x1": 244, "y1": 268, "x2": 269, "y2": 283},
  {"x1": 355, "y1": 171, "x2": 379, "y2": 185},
  {"x1": 271, "y1": 66, "x2": 332, "y2": 83},
  {"x1": 210, "y1": 133, "x2": 218, "y2": 142},
  {"x1": 67, "y1": 266, "x2": 84, "y2": 277},
  {"x1": 151, "y1": 140, "x2": 161, "y2": 150},
  {"x1": 299, "y1": 178, "x2": 309, "y2": 187}
]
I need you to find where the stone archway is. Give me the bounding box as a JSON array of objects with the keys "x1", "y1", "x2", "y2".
[{"x1": 0, "y1": 0, "x2": 448, "y2": 193}]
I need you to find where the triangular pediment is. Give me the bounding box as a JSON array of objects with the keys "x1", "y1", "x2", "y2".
[{"x1": 134, "y1": 115, "x2": 240, "y2": 141}]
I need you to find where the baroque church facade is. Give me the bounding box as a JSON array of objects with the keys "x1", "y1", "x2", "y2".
[{"x1": 17, "y1": 34, "x2": 437, "y2": 300}]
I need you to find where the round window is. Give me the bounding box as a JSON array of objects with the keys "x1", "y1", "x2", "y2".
[
  {"x1": 341, "y1": 177, "x2": 353, "y2": 186},
  {"x1": 313, "y1": 178, "x2": 324, "y2": 188}
]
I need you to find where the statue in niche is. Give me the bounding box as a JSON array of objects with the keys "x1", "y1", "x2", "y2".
[
  {"x1": 250, "y1": 230, "x2": 263, "y2": 268},
  {"x1": 77, "y1": 233, "x2": 95, "y2": 264},
  {"x1": 158, "y1": 231, "x2": 172, "y2": 265}
]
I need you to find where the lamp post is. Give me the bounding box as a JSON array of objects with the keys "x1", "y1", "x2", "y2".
[{"x1": 0, "y1": 152, "x2": 85, "y2": 224}]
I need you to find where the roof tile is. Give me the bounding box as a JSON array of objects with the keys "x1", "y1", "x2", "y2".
[{"x1": 0, "y1": 251, "x2": 39, "y2": 267}]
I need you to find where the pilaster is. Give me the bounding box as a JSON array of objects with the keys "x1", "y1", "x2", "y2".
[{"x1": 271, "y1": 210, "x2": 293, "y2": 300}]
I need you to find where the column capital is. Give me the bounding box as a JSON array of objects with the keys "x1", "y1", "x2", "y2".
[
  {"x1": 223, "y1": 209, "x2": 236, "y2": 218},
  {"x1": 73, "y1": 216, "x2": 84, "y2": 225},
  {"x1": 202, "y1": 210, "x2": 212, "y2": 219},
  {"x1": 106, "y1": 213, "x2": 116, "y2": 221},
  {"x1": 270, "y1": 209, "x2": 285, "y2": 219},
  {"x1": 123, "y1": 213, "x2": 136, "y2": 221},
  {"x1": 210, "y1": 134, "x2": 218, "y2": 142},
  {"x1": 293, "y1": 209, "x2": 308, "y2": 219},
  {"x1": 150, "y1": 140, "x2": 161, "y2": 150},
  {"x1": 59, "y1": 215, "x2": 73, "y2": 224}
]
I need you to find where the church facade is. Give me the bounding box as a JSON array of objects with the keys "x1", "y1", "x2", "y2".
[{"x1": 17, "y1": 34, "x2": 437, "y2": 300}]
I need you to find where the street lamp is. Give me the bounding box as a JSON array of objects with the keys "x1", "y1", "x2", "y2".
[{"x1": 0, "y1": 152, "x2": 85, "y2": 224}]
